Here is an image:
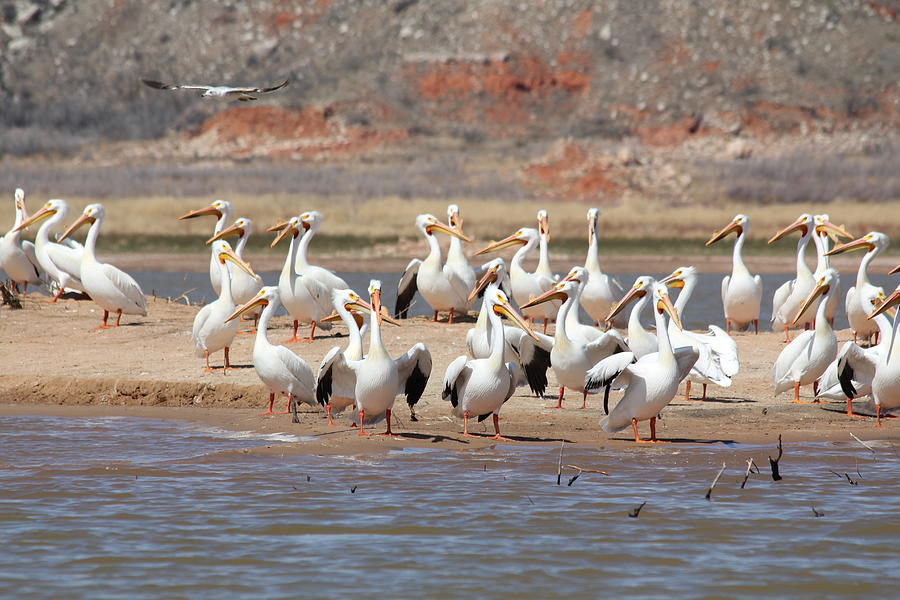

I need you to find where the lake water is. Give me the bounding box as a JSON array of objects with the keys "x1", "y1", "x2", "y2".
[{"x1": 1, "y1": 415, "x2": 899, "y2": 599}]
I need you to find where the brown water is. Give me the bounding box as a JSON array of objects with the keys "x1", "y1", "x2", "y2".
[{"x1": 1, "y1": 415, "x2": 899, "y2": 598}]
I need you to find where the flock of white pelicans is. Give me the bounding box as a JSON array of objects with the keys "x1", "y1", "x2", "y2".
[{"x1": 3, "y1": 189, "x2": 900, "y2": 441}]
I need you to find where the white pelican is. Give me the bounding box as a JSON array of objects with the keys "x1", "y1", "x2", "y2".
[
  {"x1": 206, "y1": 217, "x2": 264, "y2": 306},
  {"x1": 271, "y1": 217, "x2": 334, "y2": 342},
  {"x1": 0, "y1": 188, "x2": 41, "y2": 292},
  {"x1": 226, "y1": 286, "x2": 316, "y2": 418},
  {"x1": 520, "y1": 280, "x2": 629, "y2": 409},
  {"x1": 142, "y1": 78, "x2": 289, "y2": 101},
  {"x1": 773, "y1": 269, "x2": 840, "y2": 403},
  {"x1": 585, "y1": 282, "x2": 699, "y2": 443},
  {"x1": 192, "y1": 241, "x2": 258, "y2": 372},
  {"x1": 467, "y1": 259, "x2": 552, "y2": 398},
  {"x1": 659, "y1": 266, "x2": 738, "y2": 400},
  {"x1": 395, "y1": 214, "x2": 472, "y2": 323},
  {"x1": 560, "y1": 267, "x2": 617, "y2": 345},
  {"x1": 445, "y1": 204, "x2": 476, "y2": 298},
  {"x1": 852, "y1": 286, "x2": 900, "y2": 426},
  {"x1": 476, "y1": 227, "x2": 558, "y2": 330},
  {"x1": 580, "y1": 208, "x2": 625, "y2": 329},
  {"x1": 315, "y1": 288, "x2": 401, "y2": 426},
  {"x1": 535, "y1": 210, "x2": 555, "y2": 281},
  {"x1": 14, "y1": 198, "x2": 85, "y2": 300},
  {"x1": 294, "y1": 211, "x2": 351, "y2": 292},
  {"x1": 317, "y1": 280, "x2": 432, "y2": 435},
  {"x1": 768, "y1": 214, "x2": 817, "y2": 341},
  {"x1": 443, "y1": 287, "x2": 539, "y2": 440},
  {"x1": 705, "y1": 214, "x2": 763, "y2": 333},
  {"x1": 613, "y1": 276, "x2": 658, "y2": 360},
  {"x1": 59, "y1": 204, "x2": 147, "y2": 328},
  {"x1": 827, "y1": 231, "x2": 890, "y2": 345},
  {"x1": 178, "y1": 200, "x2": 233, "y2": 295}
]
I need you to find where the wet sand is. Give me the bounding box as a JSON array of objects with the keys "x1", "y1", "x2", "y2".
[{"x1": 2, "y1": 290, "x2": 899, "y2": 456}]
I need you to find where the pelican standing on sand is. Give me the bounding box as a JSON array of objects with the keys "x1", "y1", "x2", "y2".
[
  {"x1": 178, "y1": 200, "x2": 233, "y2": 295},
  {"x1": 614, "y1": 276, "x2": 659, "y2": 360},
  {"x1": 768, "y1": 214, "x2": 817, "y2": 340},
  {"x1": 59, "y1": 204, "x2": 148, "y2": 328},
  {"x1": 14, "y1": 199, "x2": 85, "y2": 300},
  {"x1": 445, "y1": 204, "x2": 476, "y2": 297},
  {"x1": 206, "y1": 217, "x2": 264, "y2": 306},
  {"x1": 705, "y1": 214, "x2": 763, "y2": 333},
  {"x1": 580, "y1": 208, "x2": 626, "y2": 329},
  {"x1": 227, "y1": 286, "x2": 316, "y2": 418},
  {"x1": 585, "y1": 282, "x2": 699, "y2": 443},
  {"x1": 0, "y1": 188, "x2": 42, "y2": 292},
  {"x1": 395, "y1": 214, "x2": 473, "y2": 323},
  {"x1": 827, "y1": 232, "x2": 890, "y2": 345},
  {"x1": 192, "y1": 241, "x2": 258, "y2": 371},
  {"x1": 443, "y1": 287, "x2": 539, "y2": 439},
  {"x1": 850, "y1": 286, "x2": 900, "y2": 426},
  {"x1": 319, "y1": 280, "x2": 432, "y2": 435}
]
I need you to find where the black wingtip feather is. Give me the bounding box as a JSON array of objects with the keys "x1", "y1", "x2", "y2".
[
  {"x1": 315, "y1": 365, "x2": 333, "y2": 407},
  {"x1": 404, "y1": 362, "x2": 429, "y2": 407},
  {"x1": 523, "y1": 346, "x2": 551, "y2": 398}
]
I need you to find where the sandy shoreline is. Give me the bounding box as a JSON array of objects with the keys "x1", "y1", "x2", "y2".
[{"x1": 3, "y1": 293, "x2": 899, "y2": 456}]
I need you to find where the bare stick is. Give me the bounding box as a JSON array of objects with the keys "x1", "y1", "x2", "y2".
[
  {"x1": 628, "y1": 502, "x2": 647, "y2": 518},
  {"x1": 562, "y1": 465, "x2": 610, "y2": 476},
  {"x1": 705, "y1": 462, "x2": 727, "y2": 500},
  {"x1": 769, "y1": 434, "x2": 784, "y2": 481},
  {"x1": 850, "y1": 432, "x2": 876, "y2": 460},
  {"x1": 811, "y1": 505, "x2": 825, "y2": 518},
  {"x1": 556, "y1": 441, "x2": 564, "y2": 485},
  {"x1": 740, "y1": 458, "x2": 759, "y2": 489}
]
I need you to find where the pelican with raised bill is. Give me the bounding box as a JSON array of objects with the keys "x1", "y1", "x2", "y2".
[
  {"x1": 192, "y1": 241, "x2": 258, "y2": 372},
  {"x1": 705, "y1": 214, "x2": 763, "y2": 333},
  {"x1": 768, "y1": 214, "x2": 818, "y2": 341},
  {"x1": 142, "y1": 77, "x2": 289, "y2": 101},
  {"x1": 14, "y1": 198, "x2": 85, "y2": 300},
  {"x1": 0, "y1": 188, "x2": 42, "y2": 292},
  {"x1": 580, "y1": 208, "x2": 626, "y2": 329},
  {"x1": 585, "y1": 282, "x2": 699, "y2": 443},
  {"x1": 178, "y1": 200, "x2": 233, "y2": 295},
  {"x1": 811, "y1": 214, "x2": 846, "y2": 326},
  {"x1": 445, "y1": 204, "x2": 476, "y2": 298},
  {"x1": 395, "y1": 214, "x2": 473, "y2": 323},
  {"x1": 534, "y1": 209, "x2": 556, "y2": 282},
  {"x1": 854, "y1": 286, "x2": 900, "y2": 426},
  {"x1": 615, "y1": 276, "x2": 659, "y2": 360},
  {"x1": 827, "y1": 231, "x2": 890, "y2": 345},
  {"x1": 59, "y1": 204, "x2": 147, "y2": 329},
  {"x1": 206, "y1": 216, "x2": 264, "y2": 306},
  {"x1": 443, "y1": 287, "x2": 539, "y2": 440},
  {"x1": 318, "y1": 280, "x2": 432, "y2": 436},
  {"x1": 226, "y1": 287, "x2": 316, "y2": 420}
]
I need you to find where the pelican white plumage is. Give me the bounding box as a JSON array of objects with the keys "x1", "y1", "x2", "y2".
[
  {"x1": 535, "y1": 210, "x2": 555, "y2": 281},
  {"x1": 192, "y1": 241, "x2": 258, "y2": 371},
  {"x1": 318, "y1": 280, "x2": 432, "y2": 435},
  {"x1": 854, "y1": 286, "x2": 900, "y2": 425},
  {"x1": 659, "y1": 266, "x2": 738, "y2": 400},
  {"x1": 59, "y1": 204, "x2": 148, "y2": 328},
  {"x1": 705, "y1": 214, "x2": 763, "y2": 333},
  {"x1": 395, "y1": 214, "x2": 473, "y2": 323},
  {"x1": 476, "y1": 227, "x2": 557, "y2": 330},
  {"x1": 178, "y1": 200, "x2": 233, "y2": 295},
  {"x1": 827, "y1": 231, "x2": 890, "y2": 345},
  {"x1": 520, "y1": 279, "x2": 629, "y2": 409},
  {"x1": 142, "y1": 77, "x2": 289, "y2": 101},
  {"x1": 768, "y1": 214, "x2": 817, "y2": 340},
  {"x1": 613, "y1": 276, "x2": 659, "y2": 360},
  {"x1": 14, "y1": 198, "x2": 85, "y2": 300},
  {"x1": 445, "y1": 204, "x2": 476, "y2": 297},
  {"x1": 773, "y1": 269, "x2": 840, "y2": 403},
  {"x1": 443, "y1": 287, "x2": 539, "y2": 439},
  {"x1": 227, "y1": 286, "x2": 317, "y2": 418},
  {"x1": 580, "y1": 208, "x2": 626, "y2": 329},
  {"x1": 812, "y1": 214, "x2": 845, "y2": 326},
  {"x1": 560, "y1": 267, "x2": 616, "y2": 345},
  {"x1": 295, "y1": 211, "x2": 350, "y2": 292},
  {"x1": 206, "y1": 217, "x2": 263, "y2": 307},
  {"x1": 585, "y1": 282, "x2": 699, "y2": 443},
  {"x1": 0, "y1": 188, "x2": 42, "y2": 291}
]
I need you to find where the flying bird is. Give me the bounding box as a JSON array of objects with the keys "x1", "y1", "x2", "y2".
[{"x1": 141, "y1": 78, "x2": 289, "y2": 101}]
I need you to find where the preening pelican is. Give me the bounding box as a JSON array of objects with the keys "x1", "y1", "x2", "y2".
[
  {"x1": 192, "y1": 241, "x2": 258, "y2": 371},
  {"x1": 535, "y1": 210, "x2": 555, "y2": 281},
  {"x1": 855, "y1": 287, "x2": 900, "y2": 426},
  {"x1": 443, "y1": 287, "x2": 539, "y2": 439},
  {"x1": 580, "y1": 208, "x2": 626, "y2": 329},
  {"x1": 178, "y1": 200, "x2": 233, "y2": 295},
  {"x1": 318, "y1": 280, "x2": 432, "y2": 435},
  {"x1": 467, "y1": 259, "x2": 552, "y2": 398},
  {"x1": 476, "y1": 227, "x2": 557, "y2": 330},
  {"x1": 0, "y1": 188, "x2": 42, "y2": 292},
  {"x1": 520, "y1": 280, "x2": 628, "y2": 409},
  {"x1": 827, "y1": 231, "x2": 890, "y2": 345},
  {"x1": 585, "y1": 282, "x2": 699, "y2": 443},
  {"x1": 705, "y1": 214, "x2": 763, "y2": 333},
  {"x1": 395, "y1": 214, "x2": 472, "y2": 323},
  {"x1": 15, "y1": 198, "x2": 85, "y2": 300},
  {"x1": 206, "y1": 216, "x2": 264, "y2": 307},
  {"x1": 445, "y1": 204, "x2": 476, "y2": 298},
  {"x1": 773, "y1": 269, "x2": 840, "y2": 403},
  {"x1": 226, "y1": 286, "x2": 316, "y2": 419},
  {"x1": 59, "y1": 204, "x2": 147, "y2": 328},
  {"x1": 768, "y1": 214, "x2": 817, "y2": 340},
  {"x1": 659, "y1": 266, "x2": 738, "y2": 400},
  {"x1": 614, "y1": 276, "x2": 659, "y2": 360}
]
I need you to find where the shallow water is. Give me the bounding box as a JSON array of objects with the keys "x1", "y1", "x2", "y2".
[{"x1": 1, "y1": 415, "x2": 899, "y2": 599}]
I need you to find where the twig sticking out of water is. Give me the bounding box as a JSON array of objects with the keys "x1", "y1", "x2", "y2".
[
  {"x1": 830, "y1": 470, "x2": 860, "y2": 485},
  {"x1": 350, "y1": 485, "x2": 358, "y2": 493},
  {"x1": 628, "y1": 502, "x2": 647, "y2": 518},
  {"x1": 850, "y1": 432, "x2": 876, "y2": 460},
  {"x1": 705, "y1": 462, "x2": 727, "y2": 500},
  {"x1": 556, "y1": 441, "x2": 564, "y2": 485},
  {"x1": 526, "y1": 495, "x2": 535, "y2": 505},
  {"x1": 740, "y1": 458, "x2": 760, "y2": 489},
  {"x1": 769, "y1": 435, "x2": 783, "y2": 481},
  {"x1": 306, "y1": 474, "x2": 311, "y2": 482},
  {"x1": 811, "y1": 505, "x2": 825, "y2": 518}
]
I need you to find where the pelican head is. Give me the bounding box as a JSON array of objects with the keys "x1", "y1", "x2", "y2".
[
  {"x1": 537, "y1": 210, "x2": 550, "y2": 242},
  {"x1": 468, "y1": 258, "x2": 506, "y2": 301},
  {"x1": 660, "y1": 266, "x2": 697, "y2": 289},
  {"x1": 368, "y1": 279, "x2": 385, "y2": 325},
  {"x1": 178, "y1": 199, "x2": 232, "y2": 221},
  {"x1": 605, "y1": 275, "x2": 655, "y2": 322},
  {"x1": 563, "y1": 266, "x2": 588, "y2": 284},
  {"x1": 519, "y1": 280, "x2": 574, "y2": 310},
  {"x1": 206, "y1": 217, "x2": 254, "y2": 245},
  {"x1": 475, "y1": 227, "x2": 537, "y2": 255},
  {"x1": 587, "y1": 207, "x2": 600, "y2": 243},
  {"x1": 226, "y1": 286, "x2": 278, "y2": 322},
  {"x1": 869, "y1": 284, "x2": 900, "y2": 319},
  {"x1": 299, "y1": 211, "x2": 324, "y2": 233},
  {"x1": 14, "y1": 198, "x2": 68, "y2": 232},
  {"x1": 415, "y1": 214, "x2": 471, "y2": 241},
  {"x1": 59, "y1": 203, "x2": 104, "y2": 241},
  {"x1": 651, "y1": 282, "x2": 683, "y2": 330},
  {"x1": 813, "y1": 215, "x2": 853, "y2": 243},
  {"x1": 768, "y1": 213, "x2": 813, "y2": 244},
  {"x1": 211, "y1": 240, "x2": 257, "y2": 277},
  {"x1": 13, "y1": 188, "x2": 25, "y2": 213},
  {"x1": 706, "y1": 214, "x2": 748, "y2": 246},
  {"x1": 793, "y1": 268, "x2": 839, "y2": 324},
  {"x1": 270, "y1": 216, "x2": 302, "y2": 247},
  {"x1": 447, "y1": 204, "x2": 465, "y2": 233},
  {"x1": 487, "y1": 288, "x2": 539, "y2": 341},
  {"x1": 329, "y1": 287, "x2": 400, "y2": 326},
  {"x1": 826, "y1": 231, "x2": 889, "y2": 257}
]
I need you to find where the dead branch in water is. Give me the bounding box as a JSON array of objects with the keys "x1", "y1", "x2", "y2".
[
  {"x1": 769, "y1": 434, "x2": 783, "y2": 481},
  {"x1": 850, "y1": 432, "x2": 876, "y2": 460},
  {"x1": 740, "y1": 458, "x2": 760, "y2": 489},
  {"x1": 556, "y1": 441, "x2": 564, "y2": 485},
  {"x1": 705, "y1": 462, "x2": 727, "y2": 500},
  {"x1": 628, "y1": 502, "x2": 647, "y2": 518},
  {"x1": 811, "y1": 505, "x2": 825, "y2": 518}
]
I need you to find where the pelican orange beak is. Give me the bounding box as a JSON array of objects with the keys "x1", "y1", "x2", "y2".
[
  {"x1": 706, "y1": 220, "x2": 742, "y2": 246},
  {"x1": 225, "y1": 294, "x2": 268, "y2": 323},
  {"x1": 659, "y1": 271, "x2": 686, "y2": 289},
  {"x1": 58, "y1": 213, "x2": 95, "y2": 242},
  {"x1": 562, "y1": 269, "x2": 584, "y2": 284},
  {"x1": 890, "y1": 265, "x2": 900, "y2": 276},
  {"x1": 448, "y1": 210, "x2": 466, "y2": 238},
  {"x1": 826, "y1": 235, "x2": 875, "y2": 256},
  {"x1": 270, "y1": 224, "x2": 299, "y2": 247},
  {"x1": 493, "y1": 297, "x2": 540, "y2": 342},
  {"x1": 793, "y1": 279, "x2": 829, "y2": 324},
  {"x1": 605, "y1": 284, "x2": 647, "y2": 322},
  {"x1": 426, "y1": 219, "x2": 472, "y2": 242},
  {"x1": 217, "y1": 247, "x2": 257, "y2": 278},
  {"x1": 657, "y1": 290, "x2": 683, "y2": 330},
  {"x1": 345, "y1": 295, "x2": 401, "y2": 327},
  {"x1": 816, "y1": 219, "x2": 853, "y2": 242},
  {"x1": 178, "y1": 204, "x2": 221, "y2": 221},
  {"x1": 468, "y1": 266, "x2": 499, "y2": 302},
  {"x1": 266, "y1": 221, "x2": 289, "y2": 233},
  {"x1": 869, "y1": 289, "x2": 900, "y2": 319},
  {"x1": 476, "y1": 232, "x2": 526, "y2": 256},
  {"x1": 768, "y1": 218, "x2": 808, "y2": 244},
  {"x1": 538, "y1": 212, "x2": 550, "y2": 243},
  {"x1": 370, "y1": 288, "x2": 384, "y2": 326},
  {"x1": 519, "y1": 286, "x2": 567, "y2": 310},
  {"x1": 14, "y1": 204, "x2": 56, "y2": 232},
  {"x1": 206, "y1": 223, "x2": 245, "y2": 245}
]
